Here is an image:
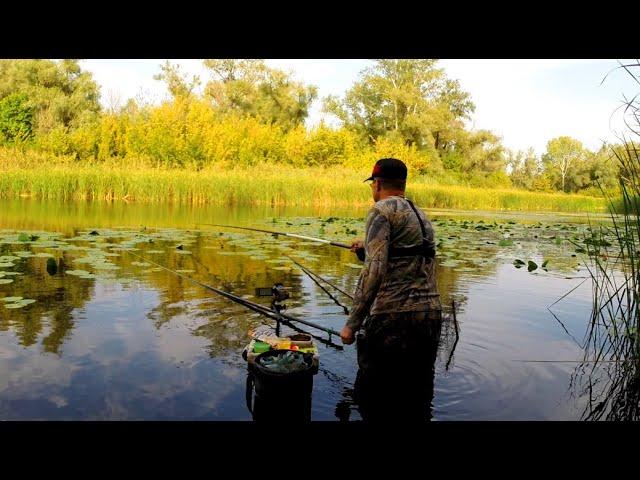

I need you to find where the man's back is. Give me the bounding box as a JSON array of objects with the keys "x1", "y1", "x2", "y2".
[
  {"x1": 339, "y1": 158, "x2": 443, "y2": 420},
  {"x1": 347, "y1": 196, "x2": 441, "y2": 330}
]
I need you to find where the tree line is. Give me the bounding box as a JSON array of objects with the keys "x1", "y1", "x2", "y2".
[{"x1": 0, "y1": 59, "x2": 623, "y2": 195}]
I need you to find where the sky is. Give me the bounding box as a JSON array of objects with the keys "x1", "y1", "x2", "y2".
[{"x1": 80, "y1": 59, "x2": 640, "y2": 156}]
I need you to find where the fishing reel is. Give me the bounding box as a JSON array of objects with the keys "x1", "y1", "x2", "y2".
[{"x1": 255, "y1": 283, "x2": 290, "y2": 313}]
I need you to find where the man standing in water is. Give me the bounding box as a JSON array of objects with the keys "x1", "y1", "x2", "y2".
[{"x1": 340, "y1": 157, "x2": 442, "y2": 421}]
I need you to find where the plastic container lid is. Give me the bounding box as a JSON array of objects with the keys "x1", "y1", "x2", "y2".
[{"x1": 253, "y1": 341, "x2": 271, "y2": 354}]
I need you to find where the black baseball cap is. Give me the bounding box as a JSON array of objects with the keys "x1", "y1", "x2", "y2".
[{"x1": 364, "y1": 158, "x2": 408, "y2": 182}]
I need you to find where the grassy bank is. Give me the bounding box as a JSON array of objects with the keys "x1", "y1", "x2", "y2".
[{"x1": 0, "y1": 163, "x2": 608, "y2": 213}]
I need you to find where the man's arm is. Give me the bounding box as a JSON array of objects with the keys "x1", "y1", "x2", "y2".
[{"x1": 345, "y1": 209, "x2": 390, "y2": 332}]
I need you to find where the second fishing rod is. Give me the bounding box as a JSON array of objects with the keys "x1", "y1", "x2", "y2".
[
  {"x1": 127, "y1": 250, "x2": 342, "y2": 339},
  {"x1": 197, "y1": 223, "x2": 366, "y2": 261}
]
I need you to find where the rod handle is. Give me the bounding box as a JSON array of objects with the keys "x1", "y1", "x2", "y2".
[{"x1": 330, "y1": 241, "x2": 365, "y2": 262}]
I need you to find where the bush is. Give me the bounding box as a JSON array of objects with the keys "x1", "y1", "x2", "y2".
[{"x1": 0, "y1": 93, "x2": 34, "y2": 144}]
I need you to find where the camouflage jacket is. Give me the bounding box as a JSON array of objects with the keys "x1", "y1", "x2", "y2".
[{"x1": 346, "y1": 196, "x2": 441, "y2": 331}]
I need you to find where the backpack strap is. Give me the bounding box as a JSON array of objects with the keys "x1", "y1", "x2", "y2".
[{"x1": 388, "y1": 198, "x2": 435, "y2": 259}]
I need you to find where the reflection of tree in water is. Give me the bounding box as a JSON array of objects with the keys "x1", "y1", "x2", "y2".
[
  {"x1": 123, "y1": 215, "x2": 576, "y2": 363},
  {"x1": 0, "y1": 253, "x2": 93, "y2": 354},
  {"x1": 1, "y1": 215, "x2": 562, "y2": 366},
  {"x1": 140, "y1": 234, "x2": 307, "y2": 358}
]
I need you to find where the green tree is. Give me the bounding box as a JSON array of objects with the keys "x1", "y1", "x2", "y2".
[
  {"x1": 323, "y1": 59, "x2": 475, "y2": 150},
  {"x1": 542, "y1": 136, "x2": 587, "y2": 192},
  {"x1": 0, "y1": 59, "x2": 101, "y2": 135},
  {"x1": 444, "y1": 128, "x2": 507, "y2": 179},
  {"x1": 153, "y1": 61, "x2": 201, "y2": 100},
  {"x1": 0, "y1": 93, "x2": 34, "y2": 143},
  {"x1": 580, "y1": 144, "x2": 621, "y2": 194},
  {"x1": 202, "y1": 59, "x2": 317, "y2": 132},
  {"x1": 508, "y1": 147, "x2": 541, "y2": 190}
]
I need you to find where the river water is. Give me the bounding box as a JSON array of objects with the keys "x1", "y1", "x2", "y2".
[{"x1": 0, "y1": 198, "x2": 604, "y2": 420}]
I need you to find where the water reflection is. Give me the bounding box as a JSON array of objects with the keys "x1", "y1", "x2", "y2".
[
  {"x1": 0, "y1": 254, "x2": 93, "y2": 353},
  {"x1": 570, "y1": 303, "x2": 640, "y2": 421},
  {"x1": 335, "y1": 315, "x2": 443, "y2": 422},
  {"x1": 0, "y1": 199, "x2": 605, "y2": 420}
]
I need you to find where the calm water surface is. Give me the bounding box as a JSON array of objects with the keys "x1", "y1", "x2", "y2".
[{"x1": 0, "y1": 199, "x2": 604, "y2": 420}]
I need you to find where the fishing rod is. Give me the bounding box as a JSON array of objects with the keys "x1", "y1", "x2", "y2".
[
  {"x1": 287, "y1": 257, "x2": 354, "y2": 300},
  {"x1": 127, "y1": 251, "x2": 342, "y2": 338},
  {"x1": 196, "y1": 223, "x2": 353, "y2": 250},
  {"x1": 186, "y1": 252, "x2": 344, "y2": 350},
  {"x1": 286, "y1": 256, "x2": 351, "y2": 315},
  {"x1": 183, "y1": 249, "x2": 346, "y2": 350}
]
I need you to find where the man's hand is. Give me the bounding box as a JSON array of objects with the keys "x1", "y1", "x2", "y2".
[
  {"x1": 350, "y1": 240, "x2": 364, "y2": 252},
  {"x1": 340, "y1": 325, "x2": 356, "y2": 345},
  {"x1": 351, "y1": 240, "x2": 365, "y2": 261}
]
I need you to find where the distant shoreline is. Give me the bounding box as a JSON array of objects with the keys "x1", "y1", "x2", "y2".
[{"x1": 0, "y1": 164, "x2": 608, "y2": 214}]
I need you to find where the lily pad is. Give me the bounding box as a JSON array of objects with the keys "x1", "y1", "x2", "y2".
[
  {"x1": 4, "y1": 299, "x2": 36, "y2": 309},
  {"x1": 2, "y1": 296, "x2": 23, "y2": 302},
  {"x1": 65, "y1": 270, "x2": 91, "y2": 276},
  {"x1": 92, "y1": 263, "x2": 120, "y2": 270},
  {"x1": 0, "y1": 279, "x2": 14, "y2": 284},
  {"x1": 527, "y1": 260, "x2": 538, "y2": 272},
  {"x1": 0, "y1": 262, "x2": 15, "y2": 268},
  {"x1": 440, "y1": 259, "x2": 462, "y2": 268},
  {"x1": 73, "y1": 257, "x2": 98, "y2": 264}
]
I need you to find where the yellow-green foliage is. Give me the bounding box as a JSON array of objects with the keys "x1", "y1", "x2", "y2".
[
  {"x1": 25, "y1": 99, "x2": 447, "y2": 176},
  {"x1": 0, "y1": 98, "x2": 611, "y2": 213}
]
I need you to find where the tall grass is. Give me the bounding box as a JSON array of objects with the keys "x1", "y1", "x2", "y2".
[
  {"x1": 577, "y1": 61, "x2": 640, "y2": 420},
  {"x1": 0, "y1": 162, "x2": 607, "y2": 212}
]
